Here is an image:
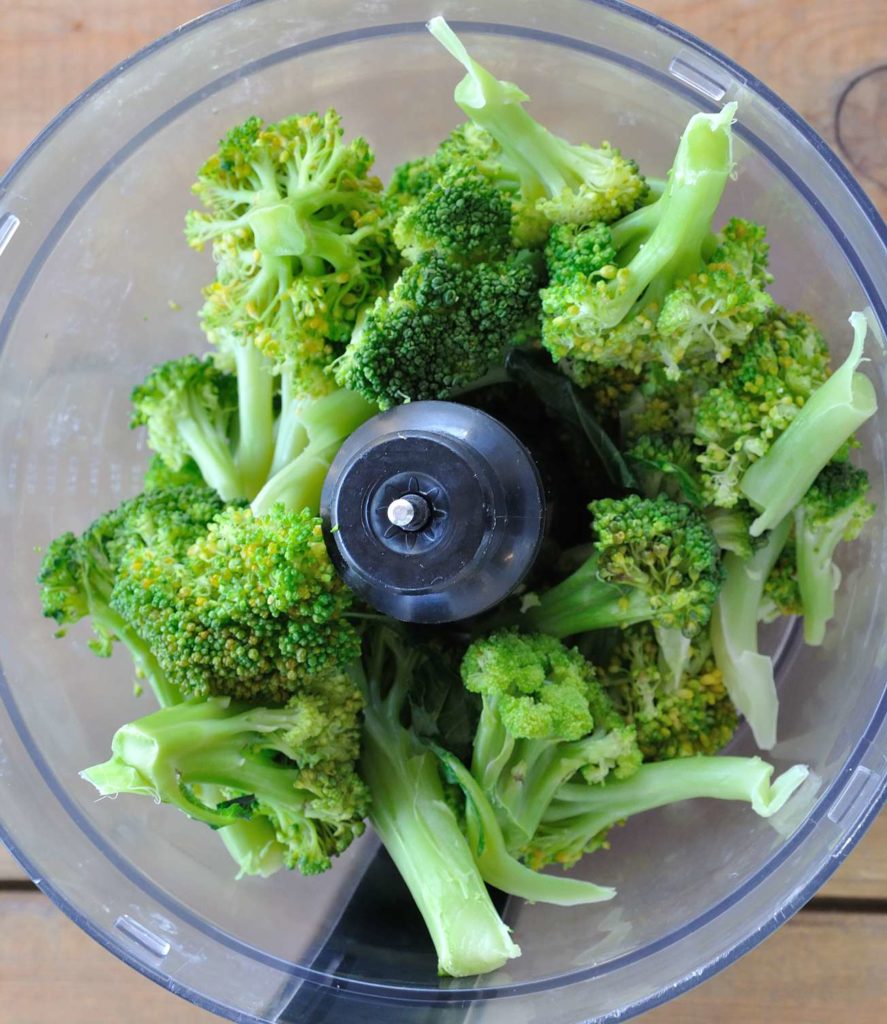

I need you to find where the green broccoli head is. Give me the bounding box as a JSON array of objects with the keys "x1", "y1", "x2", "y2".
[
  {"x1": 130, "y1": 355, "x2": 241, "y2": 500},
  {"x1": 537, "y1": 106, "x2": 737, "y2": 376},
  {"x1": 656, "y1": 218, "x2": 774, "y2": 364},
  {"x1": 143, "y1": 454, "x2": 205, "y2": 492},
  {"x1": 591, "y1": 494, "x2": 723, "y2": 636},
  {"x1": 599, "y1": 623, "x2": 738, "y2": 761},
  {"x1": 335, "y1": 249, "x2": 541, "y2": 409},
  {"x1": 695, "y1": 309, "x2": 832, "y2": 508},
  {"x1": 392, "y1": 164, "x2": 514, "y2": 262},
  {"x1": 461, "y1": 630, "x2": 640, "y2": 853},
  {"x1": 81, "y1": 694, "x2": 369, "y2": 875},
  {"x1": 187, "y1": 111, "x2": 393, "y2": 394},
  {"x1": 112, "y1": 504, "x2": 359, "y2": 704},
  {"x1": 625, "y1": 433, "x2": 703, "y2": 505}
]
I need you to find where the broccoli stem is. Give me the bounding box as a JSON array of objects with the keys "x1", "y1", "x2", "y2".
[
  {"x1": 177, "y1": 397, "x2": 242, "y2": 502},
  {"x1": 522, "y1": 557, "x2": 654, "y2": 637},
  {"x1": 710, "y1": 517, "x2": 791, "y2": 751},
  {"x1": 653, "y1": 626, "x2": 692, "y2": 690},
  {"x1": 91, "y1": 605, "x2": 182, "y2": 708},
  {"x1": 794, "y1": 508, "x2": 850, "y2": 646},
  {"x1": 252, "y1": 389, "x2": 377, "y2": 516},
  {"x1": 439, "y1": 748, "x2": 616, "y2": 906},
  {"x1": 231, "y1": 340, "x2": 275, "y2": 499},
  {"x1": 270, "y1": 372, "x2": 310, "y2": 478},
  {"x1": 740, "y1": 312, "x2": 877, "y2": 536},
  {"x1": 544, "y1": 756, "x2": 810, "y2": 839},
  {"x1": 360, "y1": 698, "x2": 520, "y2": 977},
  {"x1": 217, "y1": 816, "x2": 286, "y2": 878}
]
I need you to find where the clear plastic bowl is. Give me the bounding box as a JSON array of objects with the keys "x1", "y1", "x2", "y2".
[{"x1": 0, "y1": 1, "x2": 885, "y2": 1021}]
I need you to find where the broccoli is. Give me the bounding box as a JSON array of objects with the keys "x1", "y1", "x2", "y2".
[
  {"x1": 352, "y1": 626, "x2": 521, "y2": 977},
  {"x1": 695, "y1": 309, "x2": 833, "y2": 509},
  {"x1": 112, "y1": 504, "x2": 360, "y2": 704},
  {"x1": 524, "y1": 756, "x2": 809, "y2": 870},
  {"x1": 37, "y1": 484, "x2": 227, "y2": 707},
  {"x1": 334, "y1": 249, "x2": 541, "y2": 410},
  {"x1": 249, "y1": 386, "x2": 378, "y2": 516},
  {"x1": 740, "y1": 312, "x2": 877, "y2": 536},
  {"x1": 460, "y1": 631, "x2": 641, "y2": 857},
  {"x1": 598, "y1": 624, "x2": 737, "y2": 761},
  {"x1": 710, "y1": 516, "x2": 792, "y2": 751},
  {"x1": 522, "y1": 495, "x2": 723, "y2": 683},
  {"x1": 186, "y1": 111, "x2": 392, "y2": 478},
  {"x1": 794, "y1": 461, "x2": 875, "y2": 644},
  {"x1": 130, "y1": 356, "x2": 242, "y2": 501},
  {"x1": 428, "y1": 18, "x2": 647, "y2": 226},
  {"x1": 81, "y1": 688, "x2": 369, "y2": 876},
  {"x1": 759, "y1": 539, "x2": 802, "y2": 623},
  {"x1": 143, "y1": 454, "x2": 205, "y2": 492},
  {"x1": 626, "y1": 433, "x2": 703, "y2": 506},
  {"x1": 539, "y1": 109, "x2": 750, "y2": 377}
]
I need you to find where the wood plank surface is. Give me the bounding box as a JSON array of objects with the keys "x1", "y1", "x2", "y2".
[{"x1": 0, "y1": 2, "x2": 885, "y2": 1023}]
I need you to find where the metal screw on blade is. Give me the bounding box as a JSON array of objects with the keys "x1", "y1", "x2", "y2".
[{"x1": 386, "y1": 494, "x2": 431, "y2": 532}]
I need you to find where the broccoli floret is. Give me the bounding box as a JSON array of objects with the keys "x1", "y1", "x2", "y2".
[
  {"x1": 130, "y1": 356, "x2": 242, "y2": 501},
  {"x1": 656, "y1": 219, "x2": 774, "y2": 363},
  {"x1": 538, "y1": 106, "x2": 741, "y2": 377},
  {"x1": 112, "y1": 504, "x2": 359, "y2": 704},
  {"x1": 710, "y1": 517, "x2": 792, "y2": 750},
  {"x1": 626, "y1": 433, "x2": 704, "y2": 505},
  {"x1": 81, "y1": 690, "x2": 369, "y2": 876},
  {"x1": 740, "y1": 312, "x2": 877, "y2": 536},
  {"x1": 523, "y1": 496, "x2": 723, "y2": 683},
  {"x1": 352, "y1": 626, "x2": 521, "y2": 977},
  {"x1": 37, "y1": 485, "x2": 226, "y2": 707},
  {"x1": 759, "y1": 539, "x2": 802, "y2": 622},
  {"x1": 599, "y1": 624, "x2": 737, "y2": 761},
  {"x1": 429, "y1": 18, "x2": 647, "y2": 226},
  {"x1": 461, "y1": 631, "x2": 640, "y2": 858},
  {"x1": 794, "y1": 461, "x2": 875, "y2": 644},
  {"x1": 392, "y1": 164, "x2": 514, "y2": 262},
  {"x1": 695, "y1": 309, "x2": 832, "y2": 509},
  {"x1": 186, "y1": 111, "x2": 393, "y2": 477},
  {"x1": 525, "y1": 756, "x2": 809, "y2": 870},
  {"x1": 143, "y1": 454, "x2": 205, "y2": 492},
  {"x1": 335, "y1": 249, "x2": 542, "y2": 410}
]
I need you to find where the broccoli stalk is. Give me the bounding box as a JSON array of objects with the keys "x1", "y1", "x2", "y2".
[
  {"x1": 427, "y1": 17, "x2": 647, "y2": 224},
  {"x1": 250, "y1": 388, "x2": 378, "y2": 516},
  {"x1": 794, "y1": 462, "x2": 874, "y2": 645},
  {"x1": 710, "y1": 516, "x2": 791, "y2": 751},
  {"x1": 528, "y1": 756, "x2": 809, "y2": 869},
  {"x1": 438, "y1": 747, "x2": 617, "y2": 905},
  {"x1": 354, "y1": 629, "x2": 520, "y2": 977},
  {"x1": 81, "y1": 696, "x2": 370, "y2": 875},
  {"x1": 740, "y1": 312, "x2": 877, "y2": 535}
]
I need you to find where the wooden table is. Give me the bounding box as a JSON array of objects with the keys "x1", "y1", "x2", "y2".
[{"x1": 1, "y1": 2, "x2": 885, "y2": 1022}]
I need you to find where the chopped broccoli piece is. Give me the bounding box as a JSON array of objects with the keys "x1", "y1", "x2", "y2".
[
  {"x1": 38, "y1": 485, "x2": 226, "y2": 707},
  {"x1": 130, "y1": 356, "x2": 242, "y2": 501},
  {"x1": 794, "y1": 461, "x2": 875, "y2": 644},
  {"x1": 538, "y1": 106, "x2": 740, "y2": 376},
  {"x1": 461, "y1": 631, "x2": 640, "y2": 856},
  {"x1": 759, "y1": 539, "x2": 802, "y2": 623},
  {"x1": 429, "y1": 18, "x2": 647, "y2": 225},
  {"x1": 695, "y1": 309, "x2": 832, "y2": 509},
  {"x1": 81, "y1": 691, "x2": 369, "y2": 875},
  {"x1": 525, "y1": 756, "x2": 809, "y2": 869},
  {"x1": 599, "y1": 624, "x2": 738, "y2": 761},
  {"x1": 112, "y1": 504, "x2": 359, "y2": 704},
  {"x1": 740, "y1": 312, "x2": 877, "y2": 535},
  {"x1": 143, "y1": 454, "x2": 205, "y2": 492}
]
